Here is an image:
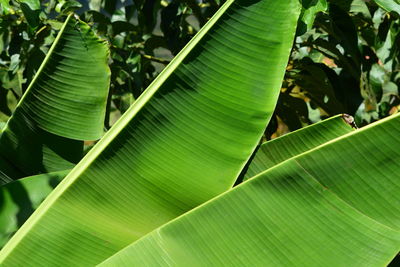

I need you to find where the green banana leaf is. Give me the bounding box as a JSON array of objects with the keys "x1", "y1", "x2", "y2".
[
  {"x1": 243, "y1": 114, "x2": 355, "y2": 180},
  {"x1": 0, "y1": 14, "x2": 110, "y2": 181},
  {"x1": 0, "y1": 171, "x2": 68, "y2": 248},
  {"x1": 101, "y1": 113, "x2": 400, "y2": 266},
  {"x1": 373, "y1": 0, "x2": 400, "y2": 14},
  {"x1": 0, "y1": 0, "x2": 301, "y2": 265}
]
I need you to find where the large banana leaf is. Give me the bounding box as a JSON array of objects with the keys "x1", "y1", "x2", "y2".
[
  {"x1": 0, "y1": 14, "x2": 110, "y2": 181},
  {"x1": 0, "y1": 0, "x2": 301, "y2": 265},
  {"x1": 0, "y1": 171, "x2": 68, "y2": 248},
  {"x1": 101, "y1": 113, "x2": 400, "y2": 266},
  {"x1": 243, "y1": 114, "x2": 355, "y2": 180}
]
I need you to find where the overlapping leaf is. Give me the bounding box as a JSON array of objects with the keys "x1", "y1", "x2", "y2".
[
  {"x1": 244, "y1": 114, "x2": 355, "y2": 180},
  {"x1": 0, "y1": 14, "x2": 110, "y2": 181},
  {"x1": 101, "y1": 113, "x2": 400, "y2": 266},
  {"x1": 374, "y1": 0, "x2": 400, "y2": 14},
  {"x1": 0, "y1": 0, "x2": 301, "y2": 265}
]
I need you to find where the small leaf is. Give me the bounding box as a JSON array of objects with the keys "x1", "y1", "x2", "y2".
[{"x1": 374, "y1": 0, "x2": 400, "y2": 15}]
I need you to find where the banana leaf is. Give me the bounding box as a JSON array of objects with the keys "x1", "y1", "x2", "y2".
[
  {"x1": 0, "y1": 14, "x2": 110, "y2": 181},
  {"x1": 243, "y1": 114, "x2": 355, "y2": 180},
  {"x1": 101, "y1": 113, "x2": 400, "y2": 266},
  {"x1": 0, "y1": 0, "x2": 301, "y2": 265}
]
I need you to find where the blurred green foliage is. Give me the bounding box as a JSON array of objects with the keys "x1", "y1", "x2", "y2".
[{"x1": 0, "y1": 0, "x2": 399, "y2": 137}]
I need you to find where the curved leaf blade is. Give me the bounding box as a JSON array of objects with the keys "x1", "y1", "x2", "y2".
[
  {"x1": 244, "y1": 114, "x2": 355, "y2": 180},
  {"x1": 0, "y1": 15, "x2": 110, "y2": 180},
  {"x1": 373, "y1": 0, "x2": 400, "y2": 14},
  {"x1": 295, "y1": 116, "x2": 400, "y2": 230},
  {"x1": 0, "y1": 0, "x2": 301, "y2": 265},
  {"x1": 9, "y1": 14, "x2": 110, "y2": 140},
  {"x1": 101, "y1": 114, "x2": 400, "y2": 266}
]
